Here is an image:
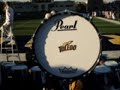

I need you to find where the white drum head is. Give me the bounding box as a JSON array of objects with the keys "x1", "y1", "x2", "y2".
[{"x1": 34, "y1": 12, "x2": 101, "y2": 78}]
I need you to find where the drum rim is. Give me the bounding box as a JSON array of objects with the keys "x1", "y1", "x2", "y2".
[{"x1": 33, "y1": 10, "x2": 102, "y2": 79}]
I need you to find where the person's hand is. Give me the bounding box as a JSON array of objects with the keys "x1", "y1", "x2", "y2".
[{"x1": 44, "y1": 13, "x2": 51, "y2": 20}]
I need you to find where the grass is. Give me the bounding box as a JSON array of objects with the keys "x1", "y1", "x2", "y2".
[
  {"x1": 1, "y1": 17, "x2": 120, "y2": 36},
  {"x1": 92, "y1": 18, "x2": 120, "y2": 34},
  {"x1": 13, "y1": 19, "x2": 41, "y2": 36}
]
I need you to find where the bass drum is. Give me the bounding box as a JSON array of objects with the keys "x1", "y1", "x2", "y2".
[{"x1": 33, "y1": 11, "x2": 101, "y2": 79}]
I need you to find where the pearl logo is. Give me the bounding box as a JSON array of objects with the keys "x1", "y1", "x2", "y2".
[{"x1": 52, "y1": 19, "x2": 77, "y2": 31}]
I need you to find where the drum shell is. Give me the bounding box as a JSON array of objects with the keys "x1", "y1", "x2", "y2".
[
  {"x1": 33, "y1": 11, "x2": 101, "y2": 79},
  {"x1": 0, "y1": 62, "x2": 16, "y2": 89},
  {"x1": 93, "y1": 65, "x2": 113, "y2": 90},
  {"x1": 30, "y1": 66, "x2": 44, "y2": 89},
  {"x1": 105, "y1": 61, "x2": 120, "y2": 88},
  {"x1": 30, "y1": 66, "x2": 42, "y2": 83},
  {"x1": 11, "y1": 64, "x2": 28, "y2": 80},
  {"x1": 1, "y1": 62, "x2": 16, "y2": 82}
]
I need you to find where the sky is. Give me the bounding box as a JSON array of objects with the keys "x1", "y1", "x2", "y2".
[{"x1": 0, "y1": 0, "x2": 116, "y2": 3}]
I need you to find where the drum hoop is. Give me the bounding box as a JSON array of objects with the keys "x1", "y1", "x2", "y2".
[{"x1": 33, "y1": 11, "x2": 102, "y2": 79}]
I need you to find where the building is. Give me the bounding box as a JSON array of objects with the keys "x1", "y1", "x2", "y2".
[
  {"x1": 48, "y1": 1, "x2": 76, "y2": 12},
  {"x1": 13, "y1": 0, "x2": 76, "y2": 13},
  {"x1": 32, "y1": 0, "x2": 75, "y2": 12},
  {"x1": 13, "y1": 2, "x2": 38, "y2": 12},
  {"x1": 11, "y1": 0, "x2": 76, "y2": 19}
]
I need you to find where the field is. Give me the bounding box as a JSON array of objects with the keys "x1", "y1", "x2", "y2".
[
  {"x1": 10, "y1": 18, "x2": 120, "y2": 36},
  {"x1": 0, "y1": 18, "x2": 120, "y2": 36},
  {"x1": 13, "y1": 19, "x2": 41, "y2": 36},
  {"x1": 92, "y1": 18, "x2": 120, "y2": 34}
]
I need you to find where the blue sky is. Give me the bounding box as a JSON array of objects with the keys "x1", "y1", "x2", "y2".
[{"x1": 0, "y1": 0, "x2": 115, "y2": 2}]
